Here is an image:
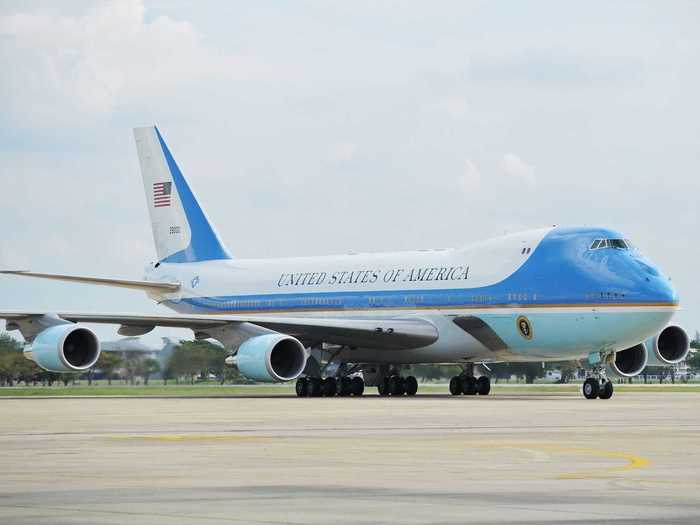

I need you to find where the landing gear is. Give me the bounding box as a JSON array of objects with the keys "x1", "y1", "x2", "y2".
[
  {"x1": 599, "y1": 380, "x2": 614, "y2": 400},
  {"x1": 376, "y1": 374, "x2": 419, "y2": 397},
  {"x1": 404, "y1": 375, "x2": 418, "y2": 396},
  {"x1": 448, "y1": 371, "x2": 491, "y2": 396},
  {"x1": 351, "y1": 376, "x2": 365, "y2": 396},
  {"x1": 476, "y1": 376, "x2": 491, "y2": 396},
  {"x1": 582, "y1": 368, "x2": 614, "y2": 400},
  {"x1": 295, "y1": 377, "x2": 307, "y2": 397},
  {"x1": 449, "y1": 376, "x2": 461, "y2": 395},
  {"x1": 582, "y1": 377, "x2": 599, "y2": 399},
  {"x1": 322, "y1": 377, "x2": 337, "y2": 397},
  {"x1": 295, "y1": 375, "x2": 365, "y2": 397}
]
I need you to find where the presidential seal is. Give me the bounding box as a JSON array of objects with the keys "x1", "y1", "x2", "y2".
[{"x1": 516, "y1": 315, "x2": 533, "y2": 340}]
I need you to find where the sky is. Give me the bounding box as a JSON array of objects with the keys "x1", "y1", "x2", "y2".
[{"x1": 0, "y1": 0, "x2": 698, "y2": 344}]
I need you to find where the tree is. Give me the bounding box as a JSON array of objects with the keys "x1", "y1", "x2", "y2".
[
  {"x1": 170, "y1": 340, "x2": 226, "y2": 383},
  {"x1": 140, "y1": 358, "x2": 161, "y2": 385},
  {"x1": 96, "y1": 353, "x2": 122, "y2": 385}
]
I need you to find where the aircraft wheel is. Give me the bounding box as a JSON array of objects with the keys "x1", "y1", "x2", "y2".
[
  {"x1": 405, "y1": 376, "x2": 418, "y2": 396},
  {"x1": 449, "y1": 376, "x2": 462, "y2": 395},
  {"x1": 582, "y1": 378, "x2": 599, "y2": 399},
  {"x1": 389, "y1": 375, "x2": 404, "y2": 396},
  {"x1": 598, "y1": 380, "x2": 614, "y2": 400},
  {"x1": 295, "y1": 377, "x2": 307, "y2": 397},
  {"x1": 351, "y1": 376, "x2": 364, "y2": 396},
  {"x1": 337, "y1": 376, "x2": 353, "y2": 397},
  {"x1": 476, "y1": 376, "x2": 491, "y2": 396},
  {"x1": 461, "y1": 376, "x2": 477, "y2": 395},
  {"x1": 304, "y1": 377, "x2": 322, "y2": 397},
  {"x1": 322, "y1": 377, "x2": 337, "y2": 397}
]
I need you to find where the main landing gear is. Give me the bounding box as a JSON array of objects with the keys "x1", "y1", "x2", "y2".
[
  {"x1": 295, "y1": 376, "x2": 365, "y2": 397},
  {"x1": 377, "y1": 375, "x2": 419, "y2": 397},
  {"x1": 449, "y1": 375, "x2": 491, "y2": 396},
  {"x1": 582, "y1": 368, "x2": 614, "y2": 400}
]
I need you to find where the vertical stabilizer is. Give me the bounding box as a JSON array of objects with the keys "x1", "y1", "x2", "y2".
[{"x1": 133, "y1": 126, "x2": 232, "y2": 263}]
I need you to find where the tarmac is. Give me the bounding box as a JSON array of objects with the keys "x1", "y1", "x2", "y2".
[{"x1": 1, "y1": 391, "x2": 699, "y2": 524}]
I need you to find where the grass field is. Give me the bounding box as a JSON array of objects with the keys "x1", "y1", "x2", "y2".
[{"x1": 1, "y1": 382, "x2": 699, "y2": 396}]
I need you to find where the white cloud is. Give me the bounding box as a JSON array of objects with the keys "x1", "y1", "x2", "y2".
[
  {"x1": 0, "y1": 0, "x2": 269, "y2": 128},
  {"x1": 500, "y1": 153, "x2": 536, "y2": 185},
  {"x1": 458, "y1": 158, "x2": 481, "y2": 190}
]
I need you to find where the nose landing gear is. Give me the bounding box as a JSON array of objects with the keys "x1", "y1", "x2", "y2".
[{"x1": 583, "y1": 367, "x2": 614, "y2": 399}]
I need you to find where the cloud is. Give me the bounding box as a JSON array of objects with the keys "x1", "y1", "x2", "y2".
[
  {"x1": 500, "y1": 153, "x2": 535, "y2": 185},
  {"x1": 457, "y1": 158, "x2": 481, "y2": 190},
  {"x1": 0, "y1": 0, "x2": 269, "y2": 129}
]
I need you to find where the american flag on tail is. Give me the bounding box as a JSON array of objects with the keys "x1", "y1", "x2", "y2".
[{"x1": 153, "y1": 181, "x2": 172, "y2": 208}]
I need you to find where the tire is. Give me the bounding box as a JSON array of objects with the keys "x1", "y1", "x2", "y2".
[
  {"x1": 306, "y1": 377, "x2": 322, "y2": 397},
  {"x1": 405, "y1": 376, "x2": 418, "y2": 396},
  {"x1": 322, "y1": 377, "x2": 337, "y2": 397},
  {"x1": 389, "y1": 375, "x2": 405, "y2": 396},
  {"x1": 476, "y1": 376, "x2": 491, "y2": 396},
  {"x1": 295, "y1": 377, "x2": 307, "y2": 397},
  {"x1": 583, "y1": 378, "x2": 599, "y2": 399},
  {"x1": 338, "y1": 377, "x2": 353, "y2": 397},
  {"x1": 461, "y1": 376, "x2": 477, "y2": 395},
  {"x1": 351, "y1": 376, "x2": 365, "y2": 396},
  {"x1": 598, "y1": 380, "x2": 614, "y2": 400},
  {"x1": 449, "y1": 376, "x2": 462, "y2": 395}
]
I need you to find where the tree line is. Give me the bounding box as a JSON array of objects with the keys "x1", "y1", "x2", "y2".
[
  {"x1": 1, "y1": 332, "x2": 699, "y2": 386},
  {"x1": 0, "y1": 334, "x2": 250, "y2": 386}
]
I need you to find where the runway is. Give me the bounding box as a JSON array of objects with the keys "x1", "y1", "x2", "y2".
[{"x1": 1, "y1": 392, "x2": 699, "y2": 524}]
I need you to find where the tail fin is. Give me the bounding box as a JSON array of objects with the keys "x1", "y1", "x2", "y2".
[{"x1": 133, "y1": 126, "x2": 232, "y2": 263}]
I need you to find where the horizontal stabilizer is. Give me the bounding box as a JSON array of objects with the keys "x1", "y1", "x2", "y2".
[{"x1": 0, "y1": 271, "x2": 180, "y2": 293}]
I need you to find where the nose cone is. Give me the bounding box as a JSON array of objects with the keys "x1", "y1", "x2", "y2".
[{"x1": 634, "y1": 258, "x2": 678, "y2": 304}]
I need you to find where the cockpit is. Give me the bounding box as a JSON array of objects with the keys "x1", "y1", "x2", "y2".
[{"x1": 589, "y1": 238, "x2": 635, "y2": 251}]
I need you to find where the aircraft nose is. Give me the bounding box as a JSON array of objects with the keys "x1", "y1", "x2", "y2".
[{"x1": 635, "y1": 259, "x2": 678, "y2": 304}]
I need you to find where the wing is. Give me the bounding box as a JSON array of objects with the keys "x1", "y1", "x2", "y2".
[
  {"x1": 0, "y1": 311, "x2": 438, "y2": 350},
  {"x1": 0, "y1": 271, "x2": 180, "y2": 293}
]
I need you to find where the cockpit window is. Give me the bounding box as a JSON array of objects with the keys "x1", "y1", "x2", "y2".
[
  {"x1": 589, "y1": 238, "x2": 633, "y2": 251},
  {"x1": 609, "y1": 239, "x2": 627, "y2": 249}
]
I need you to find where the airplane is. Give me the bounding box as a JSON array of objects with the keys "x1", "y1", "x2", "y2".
[{"x1": 0, "y1": 126, "x2": 689, "y2": 399}]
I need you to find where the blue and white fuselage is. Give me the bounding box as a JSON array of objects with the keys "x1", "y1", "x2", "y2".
[{"x1": 145, "y1": 225, "x2": 678, "y2": 364}]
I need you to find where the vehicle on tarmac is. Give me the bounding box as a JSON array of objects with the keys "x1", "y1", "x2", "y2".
[{"x1": 0, "y1": 127, "x2": 689, "y2": 399}]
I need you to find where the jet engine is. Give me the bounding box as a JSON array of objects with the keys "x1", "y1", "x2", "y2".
[
  {"x1": 231, "y1": 333, "x2": 307, "y2": 382},
  {"x1": 25, "y1": 325, "x2": 101, "y2": 373},
  {"x1": 647, "y1": 325, "x2": 690, "y2": 365},
  {"x1": 605, "y1": 342, "x2": 648, "y2": 378}
]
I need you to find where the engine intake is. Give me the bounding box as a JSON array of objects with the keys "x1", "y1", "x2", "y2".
[
  {"x1": 606, "y1": 342, "x2": 648, "y2": 378},
  {"x1": 649, "y1": 325, "x2": 689, "y2": 364},
  {"x1": 25, "y1": 325, "x2": 101, "y2": 372},
  {"x1": 234, "y1": 334, "x2": 307, "y2": 382}
]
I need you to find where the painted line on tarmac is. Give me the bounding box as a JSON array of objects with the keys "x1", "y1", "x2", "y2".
[{"x1": 476, "y1": 443, "x2": 650, "y2": 479}]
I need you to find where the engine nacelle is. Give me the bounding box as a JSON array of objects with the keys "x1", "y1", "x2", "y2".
[
  {"x1": 24, "y1": 325, "x2": 101, "y2": 373},
  {"x1": 647, "y1": 325, "x2": 690, "y2": 365},
  {"x1": 605, "y1": 342, "x2": 648, "y2": 378},
  {"x1": 233, "y1": 334, "x2": 307, "y2": 382}
]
